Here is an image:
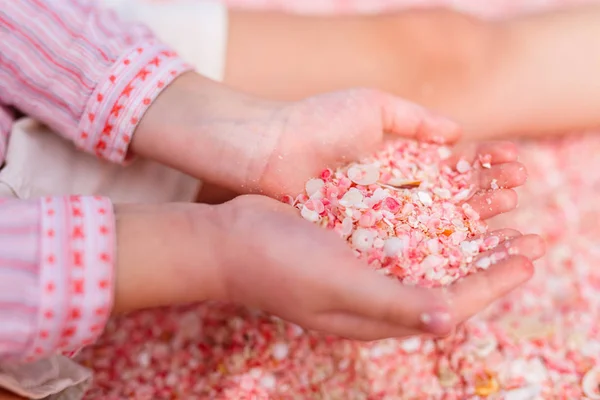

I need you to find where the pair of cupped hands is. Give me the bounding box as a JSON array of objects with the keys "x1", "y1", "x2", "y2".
[{"x1": 131, "y1": 73, "x2": 545, "y2": 341}]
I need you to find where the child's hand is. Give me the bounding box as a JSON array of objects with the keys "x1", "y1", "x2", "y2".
[
  {"x1": 208, "y1": 140, "x2": 538, "y2": 340},
  {"x1": 134, "y1": 75, "x2": 459, "y2": 199},
  {"x1": 212, "y1": 194, "x2": 543, "y2": 340},
  {"x1": 114, "y1": 138, "x2": 540, "y2": 340},
  {"x1": 246, "y1": 88, "x2": 461, "y2": 197}
]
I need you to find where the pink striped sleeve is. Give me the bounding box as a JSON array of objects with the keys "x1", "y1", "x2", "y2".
[
  {"x1": 0, "y1": 196, "x2": 115, "y2": 362},
  {"x1": 0, "y1": 106, "x2": 13, "y2": 163},
  {"x1": 0, "y1": 0, "x2": 192, "y2": 164}
]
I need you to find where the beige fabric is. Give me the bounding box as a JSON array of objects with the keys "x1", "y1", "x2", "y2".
[
  {"x1": 0, "y1": 117, "x2": 202, "y2": 400},
  {"x1": 0, "y1": 119, "x2": 201, "y2": 203},
  {"x1": 0, "y1": 357, "x2": 91, "y2": 400},
  {"x1": 104, "y1": 0, "x2": 229, "y2": 82}
]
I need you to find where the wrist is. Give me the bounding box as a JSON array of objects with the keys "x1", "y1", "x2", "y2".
[
  {"x1": 112, "y1": 202, "x2": 225, "y2": 314},
  {"x1": 132, "y1": 71, "x2": 281, "y2": 193}
]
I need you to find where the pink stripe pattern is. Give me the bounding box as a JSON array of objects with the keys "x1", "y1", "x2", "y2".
[{"x1": 0, "y1": 0, "x2": 191, "y2": 362}]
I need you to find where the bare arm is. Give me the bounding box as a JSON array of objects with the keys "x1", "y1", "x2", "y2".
[{"x1": 224, "y1": 6, "x2": 600, "y2": 140}]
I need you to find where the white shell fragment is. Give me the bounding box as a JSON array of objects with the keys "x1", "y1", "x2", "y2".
[
  {"x1": 351, "y1": 228, "x2": 376, "y2": 251},
  {"x1": 305, "y1": 178, "x2": 325, "y2": 197},
  {"x1": 456, "y1": 159, "x2": 471, "y2": 174},
  {"x1": 582, "y1": 367, "x2": 600, "y2": 399},
  {"x1": 347, "y1": 164, "x2": 380, "y2": 185}
]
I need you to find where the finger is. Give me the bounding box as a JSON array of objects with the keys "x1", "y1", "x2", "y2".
[
  {"x1": 474, "y1": 234, "x2": 546, "y2": 264},
  {"x1": 476, "y1": 162, "x2": 528, "y2": 190},
  {"x1": 313, "y1": 310, "x2": 421, "y2": 341},
  {"x1": 373, "y1": 90, "x2": 461, "y2": 144},
  {"x1": 442, "y1": 255, "x2": 535, "y2": 325},
  {"x1": 478, "y1": 228, "x2": 522, "y2": 243},
  {"x1": 330, "y1": 265, "x2": 453, "y2": 335},
  {"x1": 445, "y1": 141, "x2": 519, "y2": 167},
  {"x1": 466, "y1": 189, "x2": 518, "y2": 220}
]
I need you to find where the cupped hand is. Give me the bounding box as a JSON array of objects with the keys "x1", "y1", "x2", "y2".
[
  {"x1": 252, "y1": 88, "x2": 461, "y2": 197},
  {"x1": 212, "y1": 194, "x2": 544, "y2": 341},
  {"x1": 192, "y1": 88, "x2": 461, "y2": 202}
]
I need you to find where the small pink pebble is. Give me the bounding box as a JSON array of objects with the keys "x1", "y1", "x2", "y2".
[
  {"x1": 384, "y1": 197, "x2": 401, "y2": 213},
  {"x1": 483, "y1": 236, "x2": 500, "y2": 249},
  {"x1": 383, "y1": 237, "x2": 406, "y2": 258},
  {"x1": 320, "y1": 168, "x2": 332, "y2": 180},
  {"x1": 456, "y1": 159, "x2": 471, "y2": 174},
  {"x1": 421, "y1": 254, "x2": 444, "y2": 269},
  {"x1": 339, "y1": 188, "x2": 364, "y2": 208},
  {"x1": 475, "y1": 257, "x2": 492, "y2": 270},
  {"x1": 351, "y1": 228, "x2": 376, "y2": 251},
  {"x1": 358, "y1": 210, "x2": 377, "y2": 227},
  {"x1": 271, "y1": 343, "x2": 289, "y2": 360},
  {"x1": 399, "y1": 337, "x2": 421, "y2": 353},
  {"x1": 281, "y1": 194, "x2": 295, "y2": 205},
  {"x1": 300, "y1": 205, "x2": 320, "y2": 222}
]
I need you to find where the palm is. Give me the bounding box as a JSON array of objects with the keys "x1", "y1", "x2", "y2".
[
  {"x1": 252, "y1": 89, "x2": 460, "y2": 197},
  {"x1": 220, "y1": 190, "x2": 543, "y2": 341}
]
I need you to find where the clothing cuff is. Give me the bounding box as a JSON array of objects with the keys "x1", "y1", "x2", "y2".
[
  {"x1": 23, "y1": 196, "x2": 116, "y2": 362},
  {"x1": 75, "y1": 42, "x2": 192, "y2": 164}
]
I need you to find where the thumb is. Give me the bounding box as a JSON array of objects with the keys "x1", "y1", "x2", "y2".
[{"x1": 359, "y1": 89, "x2": 461, "y2": 144}]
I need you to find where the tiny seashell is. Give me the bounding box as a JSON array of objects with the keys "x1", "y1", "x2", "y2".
[
  {"x1": 437, "y1": 147, "x2": 452, "y2": 160},
  {"x1": 454, "y1": 188, "x2": 472, "y2": 202},
  {"x1": 475, "y1": 256, "x2": 492, "y2": 270},
  {"x1": 383, "y1": 237, "x2": 406, "y2": 257},
  {"x1": 456, "y1": 159, "x2": 471, "y2": 173},
  {"x1": 339, "y1": 188, "x2": 364, "y2": 207},
  {"x1": 348, "y1": 164, "x2": 380, "y2": 185},
  {"x1": 305, "y1": 178, "x2": 325, "y2": 197},
  {"x1": 417, "y1": 191, "x2": 433, "y2": 206},
  {"x1": 271, "y1": 342, "x2": 289, "y2": 360},
  {"x1": 351, "y1": 228, "x2": 375, "y2": 251},
  {"x1": 301, "y1": 205, "x2": 320, "y2": 222},
  {"x1": 399, "y1": 337, "x2": 421, "y2": 353},
  {"x1": 582, "y1": 367, "x2": 600, "y2": 399}
]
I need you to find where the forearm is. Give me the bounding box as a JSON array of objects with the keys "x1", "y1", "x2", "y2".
[
  {"x1": 482, "y1": 5, "x2": 600, "y2": 138},
  {"x1": 225, "y1": 11, "x2": 391, "y2": 101},
  {"x1": 132, "y1": 71, "x2": 280, "y2": 193},
  {"x1": 224, "y1": 8, "x2": 600, "y2": 140},
  {"x1": 113, "y1": 202, "x2": 224, "y2": 314},
  {"x1": 223, "y1": 10, "x2": 505, "y2": 138}
]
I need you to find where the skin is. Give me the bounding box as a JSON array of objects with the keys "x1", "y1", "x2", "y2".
[
  {"x1": 224, "y1": 5, "x2": 600, "y2": 140},
  {"x1": 120, "y1": 74, "x2": 544, "y2": 341}
]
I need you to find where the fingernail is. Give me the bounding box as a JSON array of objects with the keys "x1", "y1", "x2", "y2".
[{"x1": 420, "y1": 311, "x2": 452, "y2": 335}]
